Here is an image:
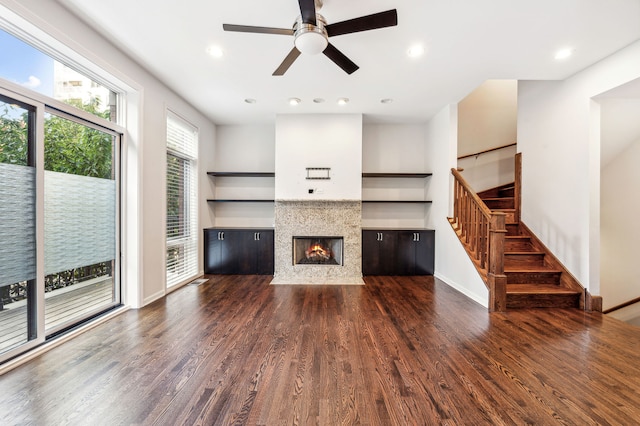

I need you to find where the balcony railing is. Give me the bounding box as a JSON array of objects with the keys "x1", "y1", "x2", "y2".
[{"x1": 0, "y1": 276, "x2": 114, "y2": 354}]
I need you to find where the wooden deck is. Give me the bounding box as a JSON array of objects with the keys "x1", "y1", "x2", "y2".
[
  {"x1": 0, "y1": 275, "x2": 639, "y2": 425},
  {"x1": 0, "y1": 278, "x2": 114, "y2": 353}
]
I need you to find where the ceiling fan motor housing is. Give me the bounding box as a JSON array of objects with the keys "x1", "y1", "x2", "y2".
[{"x1": 293, "y1": 14, "x2": 328, "y2": 55}]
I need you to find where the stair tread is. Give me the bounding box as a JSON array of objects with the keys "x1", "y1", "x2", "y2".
[
  {"x1": 507, "y1": 284, "x2": 581, "y2": 295},
  {"x1": 504, "y1": 266, "x2": 562, "y2": 273},
  {"x1": 505, "y1": 251, "x2": 545, "y2": 255}
]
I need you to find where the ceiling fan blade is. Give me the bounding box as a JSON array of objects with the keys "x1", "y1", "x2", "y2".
[
  {"x1": 323, "y1": 43, "x2": 359, "y2": 75},
  {"x1": 273, "y1": 47, "x2": 302, "y2": 76},
  {"x1": 326, "y1": 9, "x2": 398, "y2": 37},
  {"x1": 223, "y1": 24, "x2": 294, "y2": 35},
  {"x1": 298, "y1": 0, "x2": 317, "y2": 25}
]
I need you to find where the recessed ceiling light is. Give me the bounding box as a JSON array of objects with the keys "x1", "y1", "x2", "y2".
[
  {"x1": 206, "y1": 45, "x2": 224, "y2": 58},
  {"x1": 337, "y1": 98, "x2": 349, "y2": 105},
  {"x1": 289, "y1": 97, "x2": 301, "y2": 106},
  {"x1": 555, "y1": 48, "x2": 574, "y2": 60},
  {"x1": 244, "y1": 98, "x2": 257, "y2": 104},
  {"x1": 313, "y1": 98, "x2": 325, "y2": 103},
  {"x1": 381, "y1": 98, "x2": 393, "y2": 104},
  {"x1": 407, "y1": 45, "x2": 424, "y2": 58}
]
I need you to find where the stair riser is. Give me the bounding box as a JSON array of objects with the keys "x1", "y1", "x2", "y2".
[
  {"x1": 506, "y1": 224, "x2": 522, "y2": 236},
  {"x1": 484, "y1": 199, "x2": 515, "y2": 210},
  {"x1": 499, "y1": 188, "x2": 515, "y2": 198},
  {"x1": 502, "y1": 211, "x2": 516, "y2": 223},
  {"x1": 507, "y1": 294, "x2": 580, "y2": 309},
  {"x1": 506, "y1": 271, "x2": 561, "y2": 285},
  {"x1": 505, "y1": 254, "x2": 546, "y2": 267},
  {"x1": 505, "y1": 240, "x2": 534, "y2": 251}
]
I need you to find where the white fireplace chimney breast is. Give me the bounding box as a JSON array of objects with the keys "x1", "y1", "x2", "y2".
[{"x1": 275, "y1": 114, "x2": 362, "y2": 201}]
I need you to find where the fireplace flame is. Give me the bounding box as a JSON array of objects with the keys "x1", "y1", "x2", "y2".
[{"x1": 306, "y1": 242, "x2": 332, "y2": 261}]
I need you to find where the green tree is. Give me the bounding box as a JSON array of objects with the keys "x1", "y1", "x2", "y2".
[
  {"x1": 1, "y1": 97, "x2": 113, "y2": 178},
  {"x1": 0, "y1": 101, "x2": 29, "y2": 166},
  {"x1": 43, "y1": 97, "x2": 113, "y2": 179}
]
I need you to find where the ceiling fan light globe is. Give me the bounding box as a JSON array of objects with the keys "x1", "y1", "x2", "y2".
[{"x1": 295, "y1": 31, "x2": 328, "y2": 55}]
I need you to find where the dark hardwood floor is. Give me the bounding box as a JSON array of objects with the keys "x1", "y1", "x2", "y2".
[{"x1": 1, "y1": 275, "x2": 639, "y2": 425}]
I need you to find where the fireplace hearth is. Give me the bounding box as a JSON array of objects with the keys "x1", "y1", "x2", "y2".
[{"x1": 293, "y1": 237, "x2": 343, "y2": 266}]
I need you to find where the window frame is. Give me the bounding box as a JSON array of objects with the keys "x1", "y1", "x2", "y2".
[{"x1": 165, "y1": 111, "x2": 199, "y2": 288}]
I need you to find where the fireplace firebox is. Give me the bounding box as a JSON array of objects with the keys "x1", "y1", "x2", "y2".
[{"x1": 292, "y1": 236, "x2": 344, "y2": 266}]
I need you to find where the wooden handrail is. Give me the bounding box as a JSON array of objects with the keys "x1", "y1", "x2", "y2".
[
  {"x1": 451, "y1": 168, "x2": 493, "y2": 218},
  {"x1": 457, "y1": 142, "x2": 517, "y2": 160},
  {"x1": 451, "y1": 168, "x2": 507, "y2": 311},
  {"x1": 602, "y1": 296, "x2": 640, "y2": 314}
]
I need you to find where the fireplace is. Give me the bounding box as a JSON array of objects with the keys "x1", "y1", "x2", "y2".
[
  {"x1": 271, "y1": 200, "x2": 363, "y2": 285},
  {"x1": 293, "y1": 237, "x2": 343, "y2": 266}
]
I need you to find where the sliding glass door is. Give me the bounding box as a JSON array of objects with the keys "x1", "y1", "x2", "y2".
[
  {"x1": 0, "y1": 94, "x2": 37, "y2": 354},
  {"x1": 43, "y1": 110, "x2": 119, "y2": 335},
  {"x1": 0, "y1": 87, "x2": 121, "y2": 360}
]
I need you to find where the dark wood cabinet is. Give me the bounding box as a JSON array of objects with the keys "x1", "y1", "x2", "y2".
[
  {"x1": 362, "y1": 230, "x2": 397, "y2": 275},
  {"x1": 204, "y1": 228, "x2": 274, "y2": 275},
  {"x1": 362, "y1": 229, "x2": 434, "y2": 276}
]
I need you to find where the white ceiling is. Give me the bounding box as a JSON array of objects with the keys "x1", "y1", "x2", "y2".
[{"x1": 58, "y1": 0, "x2": 640, "y2": 125}]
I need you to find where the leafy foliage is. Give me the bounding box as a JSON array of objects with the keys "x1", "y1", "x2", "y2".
[
  {"x1": 0, "y1": 97, "x2": 113, "y2": 179},
  {"x1": 0, "y1": 101, "x2": 29, "y2": 166}
]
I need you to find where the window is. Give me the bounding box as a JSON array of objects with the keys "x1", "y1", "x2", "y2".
[
  {"x1": 0, "y1": 28, "x2": 116, "y2": 122},
  {"x1": 0, "y1": 27, "x2": 122, "y2": 361},
  {"x1": 166, "y1": 112, "x2": 198, "y2": 287}
]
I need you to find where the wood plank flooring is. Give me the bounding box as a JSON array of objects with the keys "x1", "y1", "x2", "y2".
[{"x1": 0, "y1": 275, "x2": 639, "y2": 425}]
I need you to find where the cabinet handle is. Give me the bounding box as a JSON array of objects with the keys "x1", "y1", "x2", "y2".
[
  {"x1": 378, "y1": 232, "x2": 383, "y2": 241},
  {"x1": 414, "y1": 232, "x2": 419, "y2": 242},
  {"x1": 218, "y1": 231, "x2": 224, "y2": 240},
  {"x1": 255, "y1": 232, "x2": 260, "y2": 241}
]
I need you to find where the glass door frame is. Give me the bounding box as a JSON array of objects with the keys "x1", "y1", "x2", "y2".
[
  {"x1": 43, "y1": 105, "x2": 122, "y2": 337},
  {"x1": 0, "y1": 79, "x2": 124, "y2": 363}
]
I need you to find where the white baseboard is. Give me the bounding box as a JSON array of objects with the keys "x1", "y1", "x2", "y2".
[{"x1": 434, "y1": 272, "x2": 488, "y2": 308}]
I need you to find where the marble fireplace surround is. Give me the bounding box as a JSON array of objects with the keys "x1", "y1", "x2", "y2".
[{"x1": 271, "y1": 200, "x2": 364, "y2": 285}]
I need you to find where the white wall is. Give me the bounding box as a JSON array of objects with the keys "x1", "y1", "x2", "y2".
[
  {"x1": 600, "y1": 138, "x2": 640, "y2": 309},
  {"x1": 275, "y1": 114, "x2": 362, "y2": 201},
  {"x1": 362, "y1": 124, "x2": 429, "y2": 229},
  {"x1": 457, "y1": 146, "x2": 517, "y2": 193},
  {"x1": 458, "y1": 80, "x2": 518, "y2": 156},
  {"x1": 426, "y1": 105, "x2": 489, "y2": 307},
  {"x1": 1, "y1": 0, "x2": 217, "y2": 307},
  {"x1": 209, "y1": 125, "x2": 275, "y2": 228},
  {"x1": 457, "y1": 80, "x2": 517, "y2": 192},
  {"x1": 518, "y1": 39, "x2": 640, "y2": 295}
]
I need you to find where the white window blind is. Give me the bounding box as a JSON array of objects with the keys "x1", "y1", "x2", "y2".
[{"x1": 166, "y1": 112, "x2": 198, "y2": 287}]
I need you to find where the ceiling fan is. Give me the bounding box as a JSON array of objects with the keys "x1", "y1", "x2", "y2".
[{"x1": 223, "y1": 0, "x2": 398, "y2": 76}]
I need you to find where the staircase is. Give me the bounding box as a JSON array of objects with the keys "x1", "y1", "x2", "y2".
[{"x1": 478, "y1": 184, "x2": 583, "y2": 309}]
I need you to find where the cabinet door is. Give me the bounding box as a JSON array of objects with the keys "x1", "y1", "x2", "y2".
[
  {"x1": 254, "y1": 230, "x2": 274, "y2": 275},
  {"x1": 396, "y1": 230, "x2": 435, "y2": 275},
  {"x1": 204, "y1": 229, "x2": 221, "y2": 274},
  {"x1": 362, "y1": 230, "x2": 397, "y2": 275},
  {"x1": 225, "y1": 230, "x2": 256, "y2": 274},
  {"x1": 414, "y1": 230, "x2": 435, "y2": 275},
  {"x1": 396, "y1": 231, "x2": 418, "y2": 275}
]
